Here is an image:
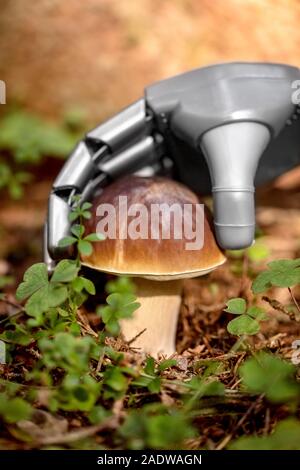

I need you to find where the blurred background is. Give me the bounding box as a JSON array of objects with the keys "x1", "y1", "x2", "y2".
[
  {"x1": 0, "y1": 0, "x2": 299, "y2": 284},
  {"x1": 1, "y1": 0, "x2": 300, "y2": 120}
]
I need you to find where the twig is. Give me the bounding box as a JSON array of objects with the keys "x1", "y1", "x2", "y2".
[
  {"x1": 127, "y1": 328, "x2": 147, "y2": 346},
  {"x1": 288, "y1": 287, "x2": 300, "y2": 314},
  {"x1": 215, "y1": 394, "x2": 264, "y2": 450},
  {"x1": 32, "y1": 416, "x2": 118, "y2": 447},
  {"x1": 77, "y1": 310, "x2": 98, "y2": 337},
  {"x1": 230, "y1": 378, "x2": 242, "y2": 390},
  {"x1": 96, "y1": 351, "x2": 104, "y2": 373},
  {"x1": 262, "y1": 295, "x2": 297, "y2": 321},
  {"x1": 0, "y1": 296, "x2": 25, "y2": 324},
  {"x1": 0, "y1": 296, "x2": 25, "y2": 311}
]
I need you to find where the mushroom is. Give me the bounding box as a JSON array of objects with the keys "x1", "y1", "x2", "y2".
[{"x1": 82, "y1": 176, "x2": 226, "y2": 357}]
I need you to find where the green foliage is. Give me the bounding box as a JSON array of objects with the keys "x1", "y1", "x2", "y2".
[
  {"x1": 225, "y1": 298, "x2": 268, "y2": 335},
  {"x1": 119, "y1": 405, "x2": 195, "y2": 449},
  {"x1": 185, "y1": 376, "x2": 225, "y2": 397},
  {"x1": 58, "y1": 196, "x2": 104, "y2": 258},
  {"x1": 16, "y1": 260, "x2": 81, "y2": 325},
  {"x1": 230, "y1": 418, "x2": 300, "y2": 450},
  {"x1": 6, "y1": 204, "x2": 101, "y2": 344},
  {"x1": 97, "y1": 277, "x2": 140, "y2": 336},
  {"x1": 239, "y1": 352, "x2": 300, "y2": 403},
  {"x1": 0, "y1": 109, "x2": 84, "y2": 200},
  {"x1": 252, "y1": 258, "x2": 300, "y2": 293},
  {"x1": 88, "y1": 405, "x2": 110, "y2": 424},
  {"x1": 0, "y1": 393, "x2": 32, "y2": 423},
  {"x1": 184, "y1": 377, "x2": 225, "y2": 411},
  {"x1": 51, "y1": 374, "x2": 100, "y2": 412},
  {"x1": 68, "y1": 198, "x2": 93, "y2": 222},
  {"x1": 227, "y1": 239, "x2": 270, "y2": 264},
  {"x1": 0, "y1": 275, "x2": 14, "y2": 290},
  {"x1": 246, "y1": 240, "x2": 270, "y2": 263},
  {"x1": 38, "y1": 332, "x2": 98, "y2": 374},
  {"x1": 105, "y1": 276, "x2": 137, "y2": 295},
  {"x1": 1, "y1": 211, "x2": 300, "y2": 452},
  {"x1": 59, "y1": 223, "x2": 104, "y2": 257},
  {"x1": 103, "y1": 364, "x2": 130, "y2": 400},
  {"x1": 98, "y1": 293, "x2": 140, "y2": 336},
  {"x1": 0, "y1": 110, "x2": 79, "y2": 163},
  {"x1": 0, "y1": 161, "x2": 31, "y2": 199},
  {"x1": 0, "y1": 206, "x2": 142, "y2": 425},
  {"x1": 132, "y1": 357, "x2": 177, "y2": 393}
]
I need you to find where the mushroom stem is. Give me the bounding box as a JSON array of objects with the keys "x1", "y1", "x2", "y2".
[{"x1": 120, "y1": 278, "x2": 183, "y2": 357}]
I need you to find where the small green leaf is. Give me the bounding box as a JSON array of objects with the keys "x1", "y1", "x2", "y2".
[
  {"x1": 71, "y1": 224, "x2": 85, "y2": 238},
  {"x1": 84, "y1": 232, "x2": 105, "y2": 242},
  {"x1": 88, "y1": 406, "x2": 109, "y2": 424},
  {"x1": 252, "y1": 271, "x2": 273, "y2": 294},
  {"x1": 51, "y1": 259, "x2": 79, "y2": 283},
  {"x1": 239, "y1": 352, "x2": 300, "y2": 402},
  {"x1": 246, "y1": 241, "x2": 270, "y2": 263},
  {"x1": 186, "y1": 377, "x2": 225, "y2": 396},
  {"x1": 158, "y1": 359, "x2": 177, "y2": 372},
  {"x1": 58, "y1": 236, "x2": 77, "y2": 247},
  {"x1": 57, "y1": 307, "x2": 69, "y2": 317},
  {"x1": 247, "y1": 306, "x2": 268, "y2": 320},
  {"x1": 78, "y1": 240, "x2": 93, "y2": 256},
  {"x1": 16, "y1": 263, "x2": 48, "y2": 300},
  {"x1": 227, "y1": 315, "x2": 260, "y2": 336},
  {"x1": 23, "y1": 274, "x2": 68, "y2": 318},
  {"x1": 144, "y1": 357, "x2": 156, "y2": 376},
  {"x1": 81, "y1": 202, "x2": 92, "y2": 211},
  {"x1": 252, "y1": 258, "x2": 300, "y2": 293},
  {"x1": 268, "y1": 259, "x2": 300, "y2": 270},
  {"x1": 72, "y1": 276, "x2": 95, "y2": 295},
  {"x1": 104, "y1": 367, "x2": 127, "y2": 392},
  {"x1": 230, "y1": 418, "x2": 300, "y2": 450},
  {"x1": 147, "y1": 377, "x2": 161, "y2": 393},
  {"x1": 73, "y1": 386, "x2": 89, "y2": 402},
  {"x1": 69, "y1": 211, "x2": 80, "y2": 222},
  {"x1": 71, "y1": 276, "x2": 84, "y2": 293},
  {"x1": 225, "y1": 298, "x2": 247, "y2": 315},
  {"x1": 105, "y1": 320, "x2": 120, "y2": 336},
  {"x1": 105, "y1": 277, "x2": 136, "y2": 295},
  {"x1": 0, "y1": 397, "x2": 32, "y2": 423},
  {"x1": 0, "y1": 275, "x2": 14, "y2": 289},
  {"x1": 47, "y1": 284, "x2": 69, "y2": 308},
  {"x1": 81, "y1": 278, "x2": 96, "y2": 295}
]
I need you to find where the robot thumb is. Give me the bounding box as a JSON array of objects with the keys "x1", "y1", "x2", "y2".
[{"x1": 200, "y1": 121, "x2": 271, "y2": 249}]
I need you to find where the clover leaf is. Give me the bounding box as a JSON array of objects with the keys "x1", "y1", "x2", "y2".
[
  {"x1": 239, "y1": 352, "x2": 300, "y2": 403},
  {"x1": 98, "y1": 291, "x2": 140, "y2": 336},
  {"x1": 252, "y1": 258, "x2": 300, "y2": 294},
  {"x1": 225, "y1": 298, "x2": 268, "y2": 336},
  {"x1": 16, "y1": 260, "x2": 79, "y2": 323}
]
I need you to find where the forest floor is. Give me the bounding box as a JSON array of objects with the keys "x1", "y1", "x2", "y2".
[{"x1": 0, "y1": 161, "x2": 300, "y2": 450}]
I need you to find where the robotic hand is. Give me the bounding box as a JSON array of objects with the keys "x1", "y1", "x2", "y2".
[{"x1": 45, "y1": 62, "x2": 300, "y2": 270}]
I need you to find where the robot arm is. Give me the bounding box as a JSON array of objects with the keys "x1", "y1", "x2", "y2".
[
  {"x1": 45, "y1": 99, "x2": 167, "y2": 269},
  {"x1": 145, "y1": 62, "x2": 300, "y2": 249},
  {"x1": 45, "y1": 62, "x2": 300, "y2": 270}
]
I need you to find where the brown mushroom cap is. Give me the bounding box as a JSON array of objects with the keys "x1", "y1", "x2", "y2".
[{"x1": 82, "y1": 176, "x2": 226, "y2": 279}]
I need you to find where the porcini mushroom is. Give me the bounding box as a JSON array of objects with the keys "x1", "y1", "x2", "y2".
[{"x1": 82, "y1": 176, "x2": 226, "y2": 357}]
